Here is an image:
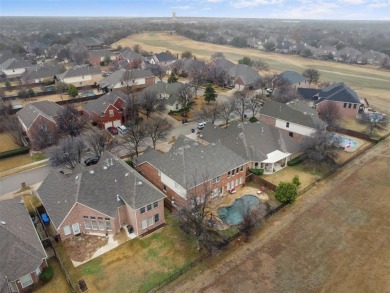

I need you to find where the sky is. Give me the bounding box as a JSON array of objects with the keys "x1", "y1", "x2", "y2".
[{"x1": 0, "y1": 0, "x2": 389, "y2": 20}]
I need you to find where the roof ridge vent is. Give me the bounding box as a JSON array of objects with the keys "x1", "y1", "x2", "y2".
[
  {"x1": 0, "y1": 221, "x2": 6, "y2": 225},
  {"x1": 89, "y1": 170, "x2": 94, "y2": 174}
]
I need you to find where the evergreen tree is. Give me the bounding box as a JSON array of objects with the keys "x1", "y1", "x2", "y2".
[
  {"x1": 203, "y1": 83, "x2": 217, "y2": 103},
  {"x1": 168, "y1": 72, "x2": 178, "y2": 83}
]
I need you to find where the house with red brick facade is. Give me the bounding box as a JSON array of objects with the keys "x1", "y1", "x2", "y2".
[
  {"x1": 134, "y1": 135, "x2": 250, "y2": 207},
  {"x1": 17, "y1": 101, "x2": 65, "y2": 150},
  {"x1": 298, "y1": 83, "x2": 363, "y2": 118},
  {"x1": 36, "y1": 152, "x2": 166, "y2": 242},
  {"x1": 200, "y1": 121, "x2": 301, "y2": 174},
  {"x1": 82, "y1": 90, "x2": 136, "y2": 129},
  {"x1": 88, "y1": 49, "x2": 116, "y2": 66},
  {"x1": 0, "y1": 199, "x2": 48, "y2": 293},
  {"x1": 151, "y1": 52, "x2": 177, "y2": 67},
  {"x1": 98, "y1": 69, "x2": 155, "y2": 92},
  {"x1": 227, "y1": 64, "x2": 261, "y2": 90},
  {"x1": 259, "y1": 100, "x2": 327, "y2": 141}
]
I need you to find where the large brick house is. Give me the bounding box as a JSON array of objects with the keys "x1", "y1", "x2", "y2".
[
  {"x1": 227, "y1": 64, "x2": 261, "y2": 90},
  {"x1": 17, "y1": 101, "x2": 65, "y2": 150},
  {"x1": 98, "y1": 69, "x2": 155, "y2": 92},
  {"x1": 36, "y1": 152, "x2": 166, "y2": 242},
  {"x1": 298, "y1": 82, "x2": 363, "y2": 118},
  {"x1": 134, "y1": 136, "x2": 250, "y2": 207},
  {"x1": 0, "y1": 199, "x2": 48, "y2": 293},
  {"x1": 88, "y1": 49, "x2": 116, "y2": 66},
  {"x1": 82, "y1": 90, "x2": 136, "y2": 129},
  {"x1": 259, "y1": 100, "x2": 327, "y2": 140},
  {"x1": 200, "y1": 121, "x2": 301, "y2": 174}
]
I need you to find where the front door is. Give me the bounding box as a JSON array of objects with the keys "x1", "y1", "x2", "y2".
[{"x1": 72, "y1": 223, "x2": 80, "y2": 235}]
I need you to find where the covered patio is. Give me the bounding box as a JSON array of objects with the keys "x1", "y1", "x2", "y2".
[{"x1": 262, "y1": 150, "x2": 290, "y2": 174}]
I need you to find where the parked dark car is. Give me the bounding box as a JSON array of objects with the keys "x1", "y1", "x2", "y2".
[
  {"x1": 107, "y1": 126, "x2": 118, "y2": 135},
  {"x1": 84, "y1": 156, "x2": 100, "y2": 166}
]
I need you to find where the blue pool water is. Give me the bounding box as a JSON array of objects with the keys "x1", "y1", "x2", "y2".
[
  {"x1": 218, "y1": 195, "x2": 260, "y2": 225},
  {"x1": 334, "y1": 135, "x2": 358, "y2": 148},
  {"x1": 84, "y1": 92, "x2": 95, "y2": 97}
]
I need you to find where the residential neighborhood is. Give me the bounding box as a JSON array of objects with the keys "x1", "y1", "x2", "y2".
[{"x1": 0, "y1": 9, "x2": 389, "y2": 293}]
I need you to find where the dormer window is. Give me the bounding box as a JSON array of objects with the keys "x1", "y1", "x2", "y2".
[{"x1": 286, "y1": 122, "x2": 290, "y2": 128}]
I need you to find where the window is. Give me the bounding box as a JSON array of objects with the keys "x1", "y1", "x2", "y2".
[
  {"x1": 344, "y1": 103, "x2": 347, "y2": 108},
  {"x1": 109, "y1": 109, "x2": 114, "y2": 117},
  {"x1": 163, "y1": 184, "x2": 167, "y2": 192},
  {"x1": 227, "y1": 182, "x2": 230, "y2": 191},
  {"x1": 154, "y1": 213, "x2": 160, "y2": 223},
  {"x1": 254, "y1": 162, "x2": 259, "y2": 169},
  {"x1": 140, "y1": 207, "x2": 146, "y2": 214},
  {"x1": 232, "y1": 169, "x2": 235, "y2": 176},
  {"x1": 289, "y1": 132, "x2": 294, "y2": 137},
  {"x1": 147, "y1": 204, "x2": 152, "y2": 211},
  {"x1": 239, "y1": 177, "x2": 243, "y2": 185},
  {"x1": 83, "y1": 216, "x2": 91, "y2": 229},
  {"x1": 39, "y1": 124, "x2": 47, "y2": 132},
  {"x1": 91, "y1": 217, "x2": 98, "y2": 230},
  {"x1": 227, "y1": 171, "x2": 231, "y2": 178},
  {"x1": 142, "y1": 219, "x2": 148, "y2": 229},
  {"x1": 212, "y1": 176, "x2": 220, "y2": 184},
  {"x1": 148, "y1": 217, "x2": 153, "y2": 226},
  {"x1": 240, "y1": 166, "x2": 243, "y2": 172},
  {"x1": 353, "y1": 104, "x2": 357, "y2": 109},
  {"x1": 35, "y1": 266, "x2": 41, "y2": 276},
  {"x1": 105, "y1": 218, "x2": 112, "y2": 231},
  {"x1": 63, "y1": 225, "x2": 71, "y2": 235},
  {"x1": 153, "y1": 201, "x2": 158, "y2": 208},
  {"x1": 286, "y1": 122, "x2": 290, "y2": 128},
  {"x1": 236, "y1": 167, "x2": 239, "y2": 173},
  {"x1": 98, "y1": 217, "x2": 105, "y2": 230},
  {"x1": 20, "y1": 274, "x2": 33, "y2": 288},
  {"x1": 348, "y1": 103, "x2": 352, "y2": 108}
]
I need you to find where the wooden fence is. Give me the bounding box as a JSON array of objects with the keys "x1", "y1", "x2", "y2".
[
  {"x1": 246, "y1": 173, "x2": 277, "y2": 191},
  {"x1": 338, "y1": 127, "x2": 378, "y2": 143}
]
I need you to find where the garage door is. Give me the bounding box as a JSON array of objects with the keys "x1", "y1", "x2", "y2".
[
  {"x1": 104, "y1": 122, "x2": 112, "y2": 129},
  {"x1": 113, "y1": 120, "x2": 121, "y2": 127}
]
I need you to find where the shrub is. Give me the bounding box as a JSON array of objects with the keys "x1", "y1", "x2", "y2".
[
  {"x1": 249, "y1": 168, "x2": 264, "y2": 175},
  {"x1": 292, "y1": 175, "x2": 301, "y2": 187},
  {"x1": 125, "y1": 159, "x2": 134, "y2": 168},
  {"x1": 91, "y1": 121, "x2": 98, "y2": 126},
  {"x1": 275, "y1": 182, "x2": 298, "y2": 203},
  {"x1": 249, "y1": 116, "x2": 258, "y2": 123},
  {"x1": 179, "y1": 72, "x2": 188, "y2": 78},
  {"x1": 5, "y1": 81, "x2": 11, "y2": 90},
  {"x1": 39, "y1": 266, "x2": 54, "y2": 283},
  {"x1": 0, "y1": 146, "x2": 30, "y2": 159},
  {"x1": 287, "y1": 156, "x2": 304, "y2": 166}
]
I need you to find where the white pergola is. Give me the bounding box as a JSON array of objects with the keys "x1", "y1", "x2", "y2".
[{"x1": 262, "y1": 150, "x2": 290, "y2": 174}]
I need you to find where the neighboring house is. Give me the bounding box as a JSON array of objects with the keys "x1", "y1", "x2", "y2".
[
  {"x1": 36, "y1": 152, "x2": 166, "y2": 241},
  {"x1": 275, "y1": 41, "x2": 295, "y2": 54},
  {"x1": 0, "y1": 199, "x2": 48, "y2": 293},
  {"x1": 333, "y1": 47, "x2": 361, "y2": 63},
  {"x1": 200, "y1": 121, "x2": 301, "y2": 174},
  {"x1": 83, "y1": 90, "x2": 136, "y2": 129},
  {"x1": 151, "y1": 52, "x2": 177, "y2": 67},
  {"x1": 67, "y1": 36, "x2": 103, "y2": 49},
  {"x1": 144, "y1": 81, "x2": 185, "y2": 111},
  {"x1": 298, "y1": 82, "x2": 363, "y2": 118},
  {"x1": 88, "y1": 49, "x2": 116, "y2": 66},
  {"x1": 17, "y1": 101, "x2": 65, "y2": 150},
  {"x1": 117, "y1": 49, "x2": 143, "y2": 64},
  {"x1": 208, "y1": 58, "x2": 235, "y2": 85},
  {"x1": 356, "y1": 50, "x2": 388, "y2": 65},
  {"x1": 21, "y1": 63, "x2": 65, "y2": 84},
  {"x1": 135, "y1": 135, "x2": 250, "y2": 207},
  {"x1": 259, "y1": 100, "x2": 326, "y2": 140},
  {"x1": 55, "y1": 66, "x2": 102, "y2": 87},
  {"x1": 98, "y1": 68, "x2": 155, "y2": 92},
  {"x1": 277, "y1": 70, "x2": 307, "y2": 87},
  {"x1": 0, "y1": 58, "x2": 33, "y2": 78},
  {"x1": 227, "y1": 64, "x2": 261, "y2": 89}
]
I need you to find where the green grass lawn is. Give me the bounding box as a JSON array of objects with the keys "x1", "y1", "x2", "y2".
[{"x1": 55, "y1": 211, "x2": 199, "y2": 293}]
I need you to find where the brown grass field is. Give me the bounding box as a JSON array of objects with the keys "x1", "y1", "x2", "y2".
[
  {"x1": 113, "y1": 32, "x2": 390, "y2": 111},
  {"x1": 162, "y1": 136, "x2": 390, "y2": 293}
]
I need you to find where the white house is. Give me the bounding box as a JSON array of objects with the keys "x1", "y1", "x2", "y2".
[
  {"x1": 0, "y1": 58, "x2": 33, "y2": 78},
  {"x1": 55, "y1": 66, "x2": 102, "y2": 86}
]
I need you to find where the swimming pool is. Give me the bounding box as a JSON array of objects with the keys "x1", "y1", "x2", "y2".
[
  {"x1": 334, "y1": 135, "x2": 358, "y2": 148},
  {"x1": 218, "y1": 195, "x2": 260, "y2": 225}
]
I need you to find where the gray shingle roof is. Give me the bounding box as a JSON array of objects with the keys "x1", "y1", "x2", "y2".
[
  {"x1": 200, "y1": 121, "x2": 301, "y2": 162},
  {"x1": 212, "y1": 58, "x2": 235, "y2": 75},
  {"x1": 17, "y1": 101, "x2": 64, "y2": 129},
  {"x1": 24, "y1": 63, "x2": 65, "y2": 81},
  {"x1": 68, "y1": 36, "x2": 103, "y2": 47},
  {"x1": 145, "y1": 81, "x2": 185, "y2": 105},
  {"x1": 297, "y1": 88, "x2": 319, "y2": 101},
  {"x1": 260, "y1": 100, "x2": 326, "y2": 129},
  {"x1": 83, "y1": 90, "x2": 129, "y2": 115},
  {"x1": 120, "y1": 49, "x2": 143, "y2": 61},
  {"x1": 89, "y1": 49, "x2": 115, "y2": 58},
  {"x1": 135, "y1": 135, "x2": 248, "y2": 189},
  {"x1": 228, "y1": 64, "x2": 261, "y2": 85},
  {"x1": 0, "y1": 199, "x2": 46, "y2": 282},
  {"x1": 278, "y1": 71, "x2": 306, "y2": 85},
  {"x1": 37, "y1": 152, "x2": 166, "y2": 229},
  {"x1": 98, "y1": 69, "x2": 153, "y2": 89},
  {"x1": 317, "y1": 82, "x2": 360, "y2": 104},
  {"x1": 56, "y1": 66, "x2": 101, "y2": 80},
  {"x1": 0, "y1": 58, "x2": 33, "y2": 70},
  {"x1": 154, "y1": 52, "x2": 176, "y2": 62}
]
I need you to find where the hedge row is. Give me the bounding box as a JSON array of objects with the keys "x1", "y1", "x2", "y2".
[
  {"x1": 287, "y1": 156, "x2": 304, "y2": 166},
  {"x1": 0, "y1": 146, "x2": 30, "y2": 159},
  {"x1": 249, "y1": 168, "x2": 264, "y2": 175}
]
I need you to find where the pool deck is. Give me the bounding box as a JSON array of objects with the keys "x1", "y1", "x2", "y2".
[{"x1": 207, "y1": 185, "x2": 269, "y2": 230}]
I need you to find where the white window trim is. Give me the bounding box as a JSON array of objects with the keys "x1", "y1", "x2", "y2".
[
  {"x1": 142, "y1": 219, "x2": 148, "y2": 229},
  {"x1": 64, "y1": 225, "x2": 71, "y2": 236},
  {"x1": 35, "y1": 266, "x2": 41, "y2": 276},
  {"x1": 20, "y1": 274, "x2": 33, "y2": 288}
]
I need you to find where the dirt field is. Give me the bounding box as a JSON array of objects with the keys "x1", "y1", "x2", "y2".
[
  {"x1": 113, "y1": 33, "x2": 390, "y2": 111},
  {"x1": 163, "y1": 136, "x2": 390, "y2": 293}
]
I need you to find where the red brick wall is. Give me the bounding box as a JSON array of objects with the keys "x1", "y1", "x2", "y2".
[
  {"x1": 15, "y1": 258, "x2": 47, "y2": 292},
  {"x1": 27, "y1": 114, "x2": 59, "y2": 150},
  {"x1": 258, "y1": 115, "x2": 276, "y2": 127},
  {"x1": 145, "y1": 76, "x2": 156, "y2": 86},
  {"x1": 83, "y1": 104, "x2": 123, "y2": 129},
  {"x1": 89, "y1": 56, "x2": 101, "y2": 66},
  {"x1": 316, "y1": 100, "x2": 359, "y2": 118},
  {"x1": 133, "y1": 198, "x2": 165, "y2": 236}
]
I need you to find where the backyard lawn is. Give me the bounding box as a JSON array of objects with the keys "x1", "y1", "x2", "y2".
[
  {"x1": 55, "y1": 212, "x2": 199, "y2": 293},
  {"x1": 35, "y1": 258, "x2": 72, "y2": 293}
]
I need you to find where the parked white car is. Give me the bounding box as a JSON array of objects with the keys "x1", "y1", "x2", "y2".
[{"x1": 117, "y1": 125, "x2": 128, "y2": 135}]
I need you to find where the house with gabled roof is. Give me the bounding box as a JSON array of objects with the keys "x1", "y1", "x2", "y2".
[
  {"x1": 82, "y1": 90, "x2": 136, "y2": 129},
  {"x1": 0, "y1": 199, "x2": 48, "y2": 293},
  {"x1": 259, "y1": 100, "x2": 326, "y2": 140},
  {"x1": 277, "y1": 70, "x2": 307, "y2": 87},
  {"x1": 134, "y1": 135, "x2": 250, "y2": 207},
  {"x1": 0, "y1": 58, "x2": 33, "y2": 78},
  {"x1": 36, "y1": 152, "x2": 166, "y2": 242},
  {"x1": 144, "y1": 81, "x2": 185, "y2": 111},
  {"x1": 98, "y1": 68, "x2": 155, "y2": 92},
  {"x1": 67, "y1": 36, "x2": 103, "y2": 49},
  {"x1": 117, "y1": 49, "x2": 143, "y2": 64},
  {"x1": 151, "y1": 52, "x2": 177, "y2": 67},
  {"x1": 21, "y1": 62, "x2": 65, "y2": 84},
  {"x1": 17, "y1": 101, "x2": 65, "y2": 150},
  {"x1": 88, "y1": 49, "x2": 116, "y2": 66},
  {"x1": 55, "y1": 65, "x2": 102, "y2": 86},
  {"x1": 227, "y1": 64, "x2": 261, "y2": 90},
  {"x1": 200, "y1": 121, "x2": 301, "y2": 174}
]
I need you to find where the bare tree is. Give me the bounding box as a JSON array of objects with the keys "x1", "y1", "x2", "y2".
[
  {"x1": 58, "y1": 104, "x2": 87, "y2": 136},
  {"x1": 272, "y1": 78, "x2": 302, "y2": 103},
  {"x1": 237, "y1": 202, "x2": 268, "y2": 237},
  {"x1": 197, "y1": 102, "x2": 224, "y2": 125},
  {"x1": 247, "y1": 93, "x2": 262, "y2": 118},
  {"x1": 146, "y1": 117, "x2": 172, "y2": 149},
  {"x1": 2, "y1": 115, "x2": 24, "y2": 147},
  {"x1": 48, "y1": 136, "x2": 84, "y2": 169},
  {"x1": 138, "y1": 89, "x2": 165, "y2": 120},
  {"x1": 211, "y1": 52, "x2": 225, "y2": 59},
  {"x1": 171, "y1": 59, "x2": 184, "y2": 75},
  {"x1": 71, "y1": 46, "x2": 89, "y2": 65},
  {"x1": 189, "y1": 59, "x2": 207, "y2": 97},
  {"x1": 359, "y1": 112, "x2": 388, "y2": 136},
  {"x1": 133, "y1": 44, "x2": 142, "y2": 53},
  {"x1": 302, "y1": 68, "x2": 320, "y2": 85},
  {"x1": 234, "y1": 90, "x2": 250, "y2": 122},
  {"x1": 301, "y1": 129, "x2": 340, "y2": 172},
  {"x1": 318, "y1": 102, "x2": 342, "y2": 131},
  {"x1": 127, "y1": 58, "x2": 143, "y2": 69},
  {"x1": 219, "y1": 100, "x2": 236, "y2": 126},
  {"x1": 124, "y1": 121, "x2": 147, "y2": 157},
  {"x1": 148, "y1": 64, "x2": 166, "y2": 81},
  {"x1": 86, "y1": 130, "x2": 112, "y2": 157},
  {"x1": 251, "y1": 59, "x2": 269, "y2": 71},
  {"x1": 177, "y1": 84, "x2": 194, "y2": 117}
]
